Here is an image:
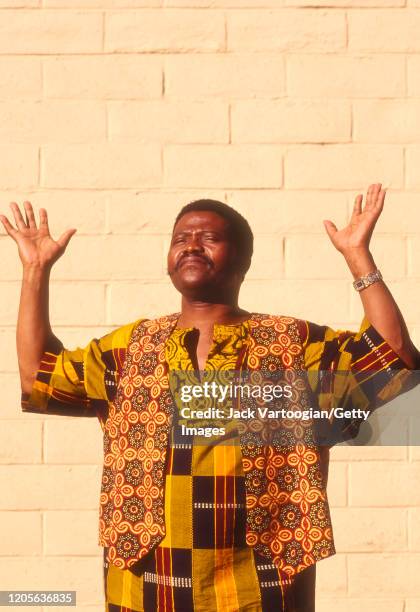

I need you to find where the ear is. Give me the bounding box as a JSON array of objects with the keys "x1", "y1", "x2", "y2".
[
  {"x1": 243, "y1": 255, "x2": 252, "y2": 274},
  {"x1": 238, "y1": 256, "x2": 251, "y2": 281}
]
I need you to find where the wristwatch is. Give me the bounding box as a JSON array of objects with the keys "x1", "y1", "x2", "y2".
[{"x1": 353, "y1": 269, "x2": 383, "y2": 292}]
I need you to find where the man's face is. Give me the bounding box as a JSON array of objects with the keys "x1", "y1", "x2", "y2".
[{"x1": 167, "y1": 210, "x2": 243, "y2": 296}]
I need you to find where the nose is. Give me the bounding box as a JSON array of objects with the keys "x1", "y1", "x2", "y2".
[
  {"x1": 176, "y1": 236, "x2": 207, "y2": 269},
  {"x1": 184, "y1": 235, "x2": 204, "y2": 253}
]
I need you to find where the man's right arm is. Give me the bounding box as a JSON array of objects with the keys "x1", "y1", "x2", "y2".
[
  {"x1": 18, "y1": 264, "x2": 61, "y2": 395},
  {"x1": 0, "y1": 201, "x2": 77, "y2": 396}
]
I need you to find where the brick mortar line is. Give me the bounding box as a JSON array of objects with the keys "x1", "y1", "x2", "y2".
[{"x1": 0, "y1": 5, "x2": 415, "y2": 9}]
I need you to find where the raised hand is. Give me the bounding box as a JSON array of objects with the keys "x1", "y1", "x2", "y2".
[
  {"x1": 323, "y1": 183, "x2": 385, "y2": 255},
  {"x1": 0, "y1": 201, "x2": 77, "y2": 269}
]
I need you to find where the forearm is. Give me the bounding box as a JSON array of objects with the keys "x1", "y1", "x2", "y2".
[
  {"x1": 344, "y1": 248, "x2": 419, "y2": 368},
  {"x1": 17, "y1": 264, "x2": 60, "y2": 393}
]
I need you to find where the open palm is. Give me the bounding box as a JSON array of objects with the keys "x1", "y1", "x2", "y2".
[
  {"x1": 0, "y1": 201, "x2": 76, "y2": 268},
  {"x1": 323, "y1": 183, "x2": 385, "y2": 254}
]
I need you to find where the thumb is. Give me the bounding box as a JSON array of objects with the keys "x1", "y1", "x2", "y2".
[
  {"x1": 323, "y1": 220, "x2": 338, "y2": 242},
  {"x1": 57, "y1": 228, "x2": 77, "y2": 250}
]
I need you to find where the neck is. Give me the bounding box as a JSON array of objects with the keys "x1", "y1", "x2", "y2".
[{"x1": 177, "y1": 298, "x2": 249, "y2": 329}]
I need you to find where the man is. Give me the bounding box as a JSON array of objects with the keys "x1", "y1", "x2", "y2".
[{"x1": 1, "y1": 183, "x2": 419, "y2": 611}]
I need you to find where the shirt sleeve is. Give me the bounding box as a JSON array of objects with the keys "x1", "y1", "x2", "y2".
[
  {"x1": 297, "y1": 315, "x2": 420, "y2": 446},
  {"x1": 21, "y1": 318, "x2": 144, "y2": 422}
]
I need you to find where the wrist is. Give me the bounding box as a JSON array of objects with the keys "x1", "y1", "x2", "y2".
[
  {"x1": 22, "y1": 263, "x2": 51, "y2": 282},
  {"x1": 342, "y1": 248, "x2": 376, "y2": 280}
]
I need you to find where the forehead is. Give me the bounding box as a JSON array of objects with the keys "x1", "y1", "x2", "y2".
[{"x1": 173, "y1": 210, "x2": 230, "y2": 234}]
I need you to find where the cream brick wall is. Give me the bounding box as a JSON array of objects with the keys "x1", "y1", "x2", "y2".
[{"x1": 0, "y1": 3, "x2": 419, "y2": 611}]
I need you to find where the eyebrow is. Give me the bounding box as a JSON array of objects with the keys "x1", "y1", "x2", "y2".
[{"x1": 172, "y1": 228, "x2": 225, "y2": 236}]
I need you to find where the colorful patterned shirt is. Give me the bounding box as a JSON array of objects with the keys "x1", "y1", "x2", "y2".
[{"x1": 21, "y1": 313, "x2": 414, "y2": 612}]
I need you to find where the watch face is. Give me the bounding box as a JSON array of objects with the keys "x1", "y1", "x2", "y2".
[{"x1": 354, "y1": 279, "x2": 365, "y2": 291}]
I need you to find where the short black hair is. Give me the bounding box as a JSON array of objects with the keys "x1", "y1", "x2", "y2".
[{"x1": 173, "y1": 199, "x2": 253, "y2": 275}]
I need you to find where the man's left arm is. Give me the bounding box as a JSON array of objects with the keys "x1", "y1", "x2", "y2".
[{"x1": 323, "y1": 182, "x2": 420, "y2": 370}]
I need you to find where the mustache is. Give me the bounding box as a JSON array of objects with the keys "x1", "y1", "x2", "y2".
[{"x1": 175, "y1": 253, "x2": 213, "y2": 270}]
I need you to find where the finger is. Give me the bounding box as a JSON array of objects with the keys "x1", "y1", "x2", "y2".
[
  {"x1": 352, "y1": 194, "x2": 363, "y2": 216},
  {"x1": 367, "y1": 183, "x2": 382, "y2": 210},
  {"x1": 0, "y1": 214, "x2": 19, "y2": 239},
  {"x1": 9, "y1": 202, "x2": 27, "y2": 230},
  {"x1": 365, "y1": 184, "x2": 374, "y2": 209},
  {"x1": 56, "y1": 228, "x2": 77, "y2": 250},
  {"x1": 372, "y1": 182, "x2": 382, "y2": 204},
  {"x1": 39, "y1": 208, "x2": 50, "y2": 231},
  {"x1": 323, "y1": 220, "x2": 338, "y2": 241},
  {"x1": 23, "y1": 201, "x2": 37, "y2": 229},
  {"x1": 374, "y1": 183, "x2": 383, "y2": 207},
  {"x1": 375, "y1": 188, "x2": 386, "y2": 212}
]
